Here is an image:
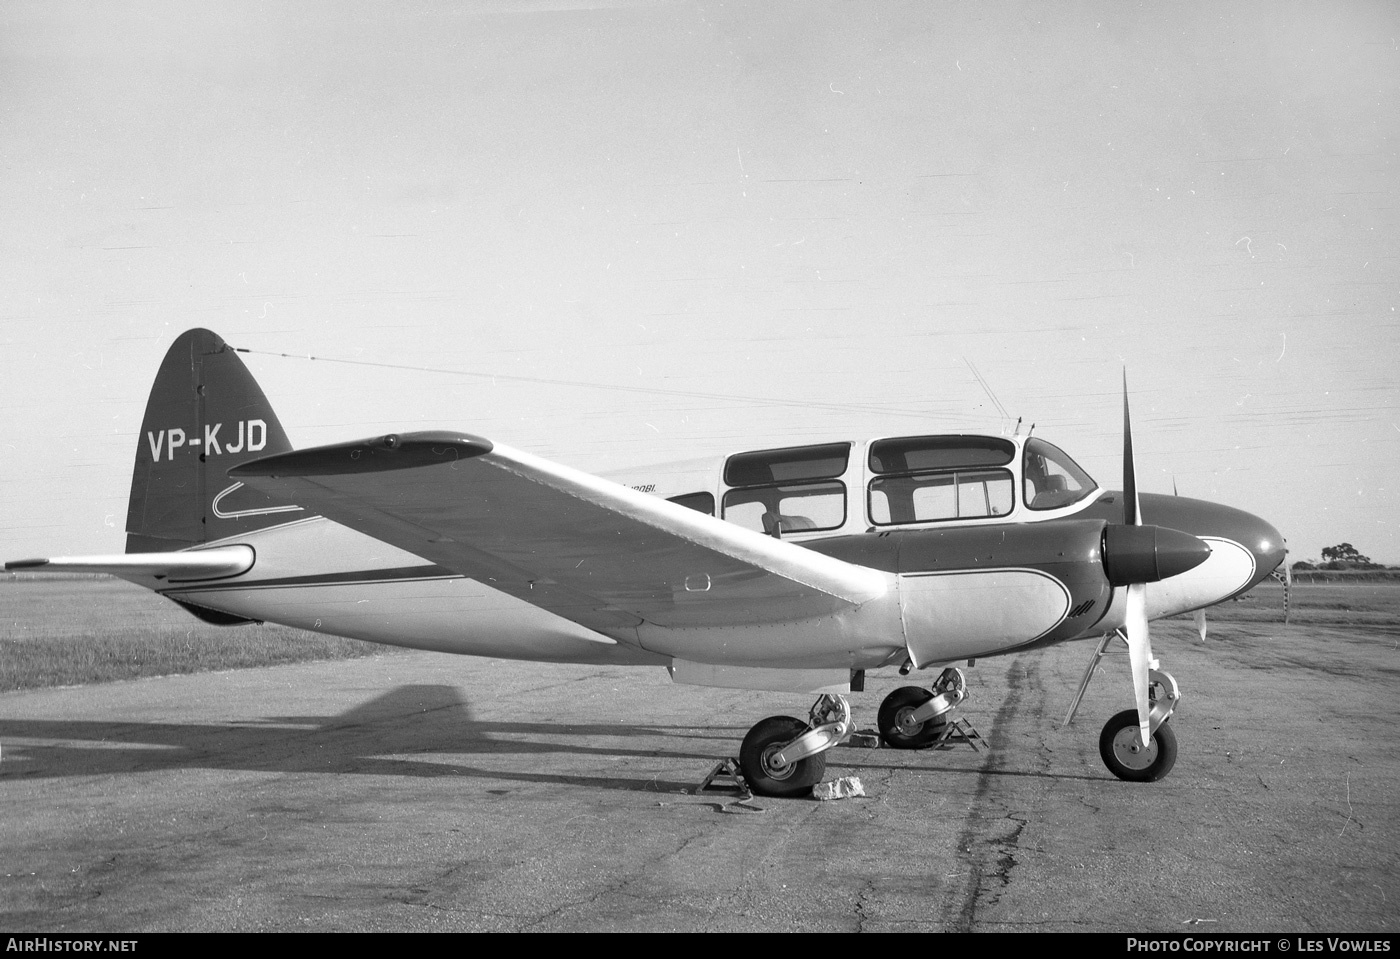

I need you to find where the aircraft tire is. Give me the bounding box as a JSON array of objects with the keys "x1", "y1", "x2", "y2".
[
  {"x1": 877, "y1": 686, "x2": 948, "y2": 749},
  {"x1": 739, "y1": 716, "x2": 826, "y2": 798},
  {"x1": 1099, "y1": 709, "x2": 1178, "y2": 782}
]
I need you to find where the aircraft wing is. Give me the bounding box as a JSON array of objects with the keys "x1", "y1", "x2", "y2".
[
  {"x1": 5, "y1": 546, "x2": 255, "y2": 582},
  {"x1": 231, "y1": 432, "x2": 888, "y2": 635}
]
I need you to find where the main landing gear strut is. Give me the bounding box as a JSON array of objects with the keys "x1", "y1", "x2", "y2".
[
  {"x1": 876, "y1": 667, "x2": 968, "y2": 749},
  {"x1": 735, "y1": 669, "x2": 983, "y2": 798},
  {"x1": 738, "y1": 693, "x2": 853, "y2": 798},
  {"x1": 1064, "y1": 630, "x2": 1182, "y2": 782},
  {"x1": 735, "y1": 636, "x2": 1181, "y2": 795}
]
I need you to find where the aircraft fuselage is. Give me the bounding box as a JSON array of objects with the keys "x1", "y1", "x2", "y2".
[{"x1": 149, "y1": 476, "x2": 1283, "y2": 688}]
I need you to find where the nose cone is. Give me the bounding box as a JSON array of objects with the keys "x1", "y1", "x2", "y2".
[
  {"x1": 1102, "y1": 524, "x2": 1213, "y2": 586},
  {"x1": 1156, "y1": 526, "x2": 1217, "y2": 580},
  {"x1": 1242, "y1": 514, "x2": 1287, "y2": 587},
  {"x1": 1205, "y1": 507, "x2": 1286, "y2": 597}
]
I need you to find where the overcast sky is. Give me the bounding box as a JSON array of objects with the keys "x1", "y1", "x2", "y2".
[{"x1": 2, "y1": 0, "x2": 1397, "y2": 564}]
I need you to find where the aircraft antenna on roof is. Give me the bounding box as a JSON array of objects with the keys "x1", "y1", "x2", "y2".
[
  {"x1": 963, "y1": 357, "x2": 1012, "y2": 431},
  {"x1": 228, "y1": 346, "x2": 987, "y2": 424}
]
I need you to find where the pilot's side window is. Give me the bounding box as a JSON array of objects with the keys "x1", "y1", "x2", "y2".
[{"x1": 1023, "y1": 438, "x2": 1095, "y2": 511}]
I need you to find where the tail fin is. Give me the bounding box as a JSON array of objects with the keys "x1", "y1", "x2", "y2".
[{"x1": 126, "y1": 329, "x2": 302, "y2": 553}]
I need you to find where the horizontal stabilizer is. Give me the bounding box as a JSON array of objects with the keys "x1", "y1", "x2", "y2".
[{"x1": 6, "y1": 546, "x2": 255, "y2": 582}]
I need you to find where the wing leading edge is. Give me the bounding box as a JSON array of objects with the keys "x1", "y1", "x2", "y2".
[
  {"x1": 5, "y1": 546, "x2": 255, "y2": 582},
  {"x1": 231, "y1": 432, "x2": 888, "y2": 636}
]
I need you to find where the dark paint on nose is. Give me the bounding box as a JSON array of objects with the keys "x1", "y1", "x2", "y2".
[
  {"x1": 1241, "y1": 514, "x2": 1288, "y2": 590},
  {"x1": 1090, "y1": 492, "x2": 1287, "y2": 594}
]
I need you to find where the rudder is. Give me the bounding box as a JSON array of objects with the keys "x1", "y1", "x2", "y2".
[{"x1": 126, "y1": 329, "x2": 302, "y2": 552}]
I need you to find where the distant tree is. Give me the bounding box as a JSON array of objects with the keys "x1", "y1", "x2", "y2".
[
  {"x1": 1319, "y1": 543, "x2": 1380, "y2": 570},
  {"x1": 1321, "y1": 543, "x2": 1370, "y2": 564}
]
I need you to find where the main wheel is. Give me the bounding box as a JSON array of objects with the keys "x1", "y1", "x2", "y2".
[
  {"x1": 739, "y1": 716, "x2": 826, "y2": 798},
  {"x1": 1099, "y1": 709, "x2": 1178, "y2": 782},
  {"x1": 877, "y1": 686, "x2": 949, "y2": 749}
]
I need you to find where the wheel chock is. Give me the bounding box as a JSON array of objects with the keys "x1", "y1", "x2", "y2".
[
  {"x1": 812, "y1": 776, "x2": 866, "y2": 801},
  {"x1": 840, "y1": 727, "x2": 883, "y2": 749}
]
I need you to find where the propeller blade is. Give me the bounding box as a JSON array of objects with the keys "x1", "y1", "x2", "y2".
[
  {"x1": 1193, "y1": 608, "x2": 1208, "y2": 643},
  {"x1": 1122, "y1": 370, "x2": 1141, "y2": 527},
  {"x1": 1126, "y1": 582, "x2": 1153, "y2": 746}
]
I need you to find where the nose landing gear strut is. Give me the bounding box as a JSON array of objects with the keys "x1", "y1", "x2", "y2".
[{"x1": 1065, "y1": 630, "x2": 1182, "y2": 782}]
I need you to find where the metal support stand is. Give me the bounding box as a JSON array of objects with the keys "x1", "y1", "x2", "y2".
[
  {"x1": 853, "y1": 718, "x2": 986, "y2": 752},
  {"x1": 930, "y1": 716, "x2": 986, "y2": 753},
  {"x1": 695, "y1": 758, "x2": 752, "y2": 799},
  {"x1": 1063, "y1": 631, "x2": 1118, "y2": 727}
]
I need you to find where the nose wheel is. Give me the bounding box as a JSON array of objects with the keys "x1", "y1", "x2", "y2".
[
  {"x1": 1066, "y1": 631, "x2": 1185, "y2": 782},
  {"x1": 1099, "y1": 709, "x2": 1178, "y2": 782}
]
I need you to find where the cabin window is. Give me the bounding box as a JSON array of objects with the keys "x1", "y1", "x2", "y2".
[
  {"x1": 868, "y1": 435, "x2": 1014, "y2": 474},
  {"x1": 724, "y1": 442, "x2": 851, "y2": 487},
  {"x1": 667, "y1": 492, "x2": 715, "y2": 516},
  {"x1": 721, "y1": 442, "x2": 851, "y2": 535},
  {"x1": 869, "y1": 469, "x2": 1013, "y2": 524},
  {"x1": 723, "y1": 481, "x2": 846, "y2": 535},
  {"x1": 867, "y1": 435, "x2": 1015, "y2": 526},
  {"x1": 1023, "y1": 438, "x2": 1095, "y2": 511}
]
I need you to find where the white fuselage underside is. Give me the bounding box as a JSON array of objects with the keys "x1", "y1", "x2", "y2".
[{"x1": 144, "y1": 517, "x2": 1252, "y2": 678}]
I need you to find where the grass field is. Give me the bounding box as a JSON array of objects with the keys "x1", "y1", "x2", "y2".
[
  {"x1": 4, "y1": 573, "x2": 1397, "y2": 693},
  {"x1": 1, "y1": 575, "x2": 391, "y2": 692},
  {"x1": 1186, "y1": 579, "x2": 1400, "y2": 630}
]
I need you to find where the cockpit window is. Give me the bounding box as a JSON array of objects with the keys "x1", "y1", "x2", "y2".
[{"x1": 1023, "y1": 438, "x2": 1095, "y2": 511}]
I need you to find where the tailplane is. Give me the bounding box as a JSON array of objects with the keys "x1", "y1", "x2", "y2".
[{"x1": 126, "y1": 329, "x2": 301, "y2": 552}]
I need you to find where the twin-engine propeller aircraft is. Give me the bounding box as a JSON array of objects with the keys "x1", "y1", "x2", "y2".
[{"x1": 8, "y1": 329, "x2": 1286, "y2": 796}]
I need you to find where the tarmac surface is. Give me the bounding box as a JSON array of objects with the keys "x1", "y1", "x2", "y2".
[{"x1": 1, "y1": 614, "x2": 1396, "y2": 933}]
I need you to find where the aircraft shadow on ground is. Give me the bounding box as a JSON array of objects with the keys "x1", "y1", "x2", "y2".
[
  {"x1": 0, "y1": 682, "x2": 1110, "y2": 792},
  {"x1": 0, "y1": 683, "x2": 739, "y2": 794},
  {"x1": 828, "y1": 753, "x2": 1106, "y2": 784}
]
